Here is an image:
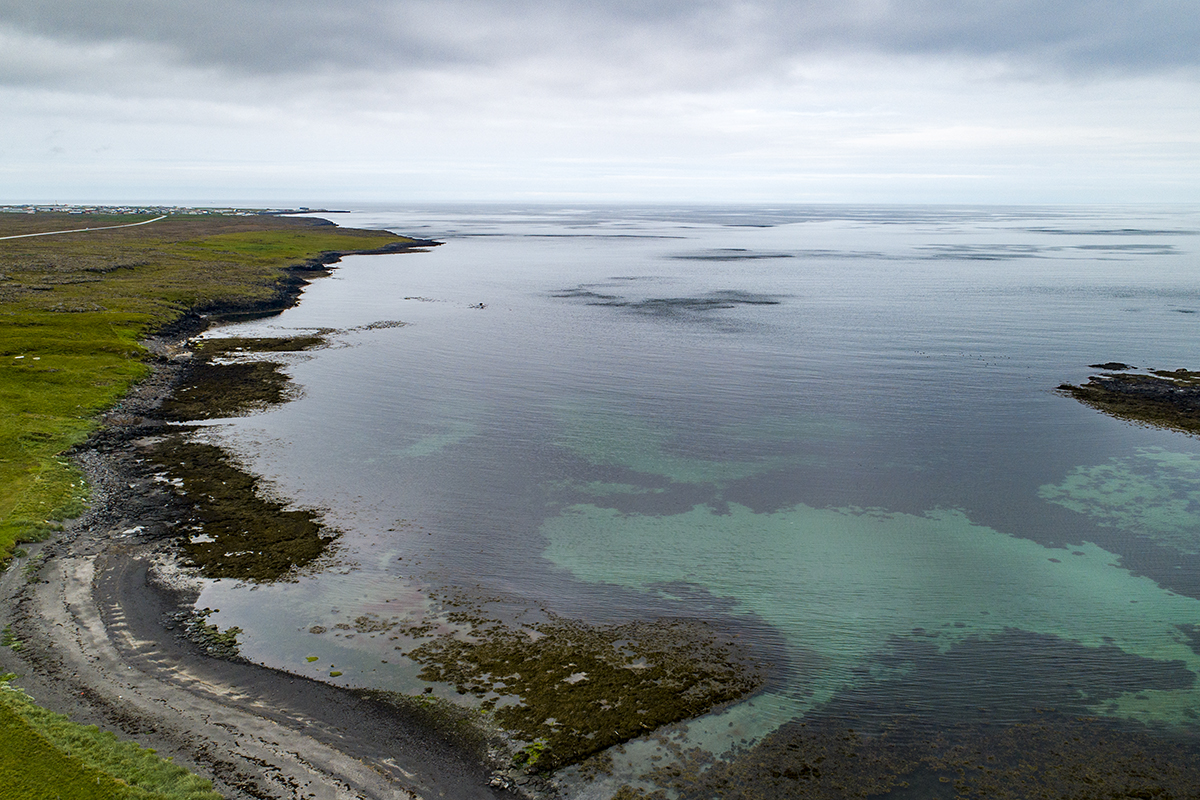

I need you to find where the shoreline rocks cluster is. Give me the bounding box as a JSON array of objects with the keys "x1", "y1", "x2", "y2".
[{"x1": 1059, "y1": 364, "x2": 1200, "y2": 435}]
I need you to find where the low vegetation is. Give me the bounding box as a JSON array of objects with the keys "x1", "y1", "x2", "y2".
[{"x1": 0, "y1": 679, "x2": 221, "y2": 800}]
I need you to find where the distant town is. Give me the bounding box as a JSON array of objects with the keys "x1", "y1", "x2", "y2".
[{"x1": 0, "y1": 204, "x2": 331, "y2": 216}]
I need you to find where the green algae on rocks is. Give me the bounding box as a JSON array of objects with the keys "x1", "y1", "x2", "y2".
[
  {"x1": 144, "y1": 435, "x2": 336, "y2": 582},
  {"x1": 171, "y1": 607, "x2": 244, "y2": 659},
  {"x1": 403, "y1": 612, "x2": 764, "y2": 771},
  {"x1": 1059, "y1": 366, "x2": 1200, "y2": 435}
]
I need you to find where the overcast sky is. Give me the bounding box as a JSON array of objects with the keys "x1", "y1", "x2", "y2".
[{"x1": 1, "y1": 0, "x2": 1197, "y2": 205}]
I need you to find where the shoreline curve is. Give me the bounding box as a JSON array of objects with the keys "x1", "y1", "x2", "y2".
[{"x1": 0, "y1": 236, "x2": 511, "y2": 799}]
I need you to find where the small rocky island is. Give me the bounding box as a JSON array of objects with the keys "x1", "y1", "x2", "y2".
[{"x1": 1059, "y1": 364, "x2": 1200, "y2": 435}]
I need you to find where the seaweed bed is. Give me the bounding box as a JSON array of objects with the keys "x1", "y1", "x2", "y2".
[
  {"x1": 401, "y1": 610, "x2": 765, "y2": 772},
  {"x1": 551, "y1": 287, "x2": 783, "y2": 316},
  {"x1": 622, "y1": 715, "x2": 1200, "y2": 800},
  {"x1": 144, "y1": 436, "x2": 336, "y2": 582},
  {"x1": 1059, "y1": 365, "x2": 1200, "y2": 435},
  {"x1": 617, "y1": 628, "x2": 1200, "y2": 799},
  {"x1": 145, "y1": 334, "x2": 338, "y2": 582},
  {"x1": 158, "y1": 336, "x2": 323, "y2": 421}
]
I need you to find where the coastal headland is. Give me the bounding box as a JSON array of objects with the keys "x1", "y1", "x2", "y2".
[{"x1": 0, "y1": 210, "x2": 511, "y2": 799}]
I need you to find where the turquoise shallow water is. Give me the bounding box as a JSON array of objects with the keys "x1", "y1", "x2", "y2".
[{"x1": 194, "y1": 205, "x2": 1200, "y2": 787}]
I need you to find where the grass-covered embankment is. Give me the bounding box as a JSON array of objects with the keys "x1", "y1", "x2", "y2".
[
  {"x1": 0, "y1": 678, "x2": 221, "y2": 800},
  {"x1": 0, "y1": 210, "x2": 420, "y2": 797},
  {"x1": 0, "y1": 212, "x2": 414, "y2": 560}
]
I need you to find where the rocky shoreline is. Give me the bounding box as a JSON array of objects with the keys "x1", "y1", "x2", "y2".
[
  {"x1": 0, "y1": 241, "x2": 513, "y2": 799},
  {"x1": 1059, "y1": 363, "x2": 1200, "y2": 436}
]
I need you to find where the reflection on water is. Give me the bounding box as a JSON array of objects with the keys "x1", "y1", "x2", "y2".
[{"x1": 194, "y1": 204, "x2": 1200, "y2": 792}]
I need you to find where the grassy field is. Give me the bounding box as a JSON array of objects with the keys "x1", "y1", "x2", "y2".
[
  {"x1": 0, "y1": 210, "x2": 416, "y2": 797},
  {"x1": 1, "y1": 679, "x2": 222, "y2": 800}
]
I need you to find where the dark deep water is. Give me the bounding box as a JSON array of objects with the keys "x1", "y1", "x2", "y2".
[{"x1": 193, "y1": 205, "x2": 1200, "y2": 794}]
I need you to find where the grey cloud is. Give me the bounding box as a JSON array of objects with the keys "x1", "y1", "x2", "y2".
[
  {"x1": 831, "y1": 0, "x2": 1200, "y2": 73},
  {"x1": 0, "y1": 0, "x2": 464, "y2": 74},
  {"x1": 0, "y1": 0, "x2": 1196, "y2": 82}
]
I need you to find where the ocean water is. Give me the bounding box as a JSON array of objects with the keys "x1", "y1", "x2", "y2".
[{"x1": 194, "y1": 205, "x2": 1200, "y2": 789}]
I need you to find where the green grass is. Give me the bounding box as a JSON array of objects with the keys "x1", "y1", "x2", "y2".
[
  {"x1": 0, "y1": 310, "x2": 146, "y2": 548},
  {"x1": 0, "y1": 702, "x2": 136, "y2": 800},
  {"x1": 0, "y1": 680, "x2": 221, "y2": 800},
  {"x1": 0, "y1": 211, "x2": 417, "y2": 798}
]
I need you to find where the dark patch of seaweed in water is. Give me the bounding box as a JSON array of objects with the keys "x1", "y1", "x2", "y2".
[
  {"x1": 628, "y1": 716, "x2": 1200, "y2": 800},
  {"x1": 669, "y1": 249, "x2": 795, "y2": 262},
  {"x1": 158, "y1": 335, "x2": 323, "y2": 421},
  {"x1": 623, "y1": 628, "x2": 1200, "y2": 799},
  {"x1": 147, "y1": 334, "x2": 337, "y2": 582},
  {"x1": 197, "y1": 335, "x2": 326, "y2": 354},
  {"x1": 1058, "y1": 366, "x2": 1200, "y2": 436},
  {"x1": 401, "y1": 609, "x2": 765, "y2": 771},
  {"x1": 143, "y1": 435, "x2": 337, "y2": 582},
  {"x1": 551, "y1": 286, "x2": 784, "y2": 317}
]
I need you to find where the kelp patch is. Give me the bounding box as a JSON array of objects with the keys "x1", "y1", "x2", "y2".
[
  {"x1": 403, "y1": 612, "x2": 764, "y2": 771},
  {"x1": 626, "y1": 628, "x2": 1200, "y2": 799},
  {"x1": 158, "y1": 336, "x2": 323, "y2": 421},
  {"x1": 143, "y1": 435, "x2": 337, "y2": 582},
  {"x1": 551, "y1": 285, "x2": 784, "y2": 319},
  {"x1": 196, "y1": 336, "x2": 325, "y2": 354},
  {"x1": 628, "y1": 715, "x2": 1200, "y2": 800},
  {"x1": 1059, "y1": 366, "x2": 1200, "y2": 435}
]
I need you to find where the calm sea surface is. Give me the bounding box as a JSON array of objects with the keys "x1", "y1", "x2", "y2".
[{"x1": 197, "y1": 205, "x2": 1200, "y2": 791}]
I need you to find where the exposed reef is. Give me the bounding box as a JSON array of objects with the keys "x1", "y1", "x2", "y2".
[
  {"x1": 158, "y1": 336, "x2": 322, "y2": 421},
  {"x1": 1059, "y1": 366, "x2": 1200, "y2": 435}
]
